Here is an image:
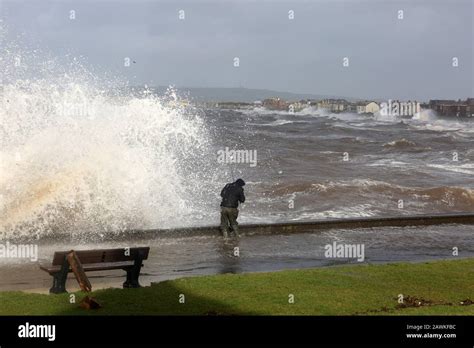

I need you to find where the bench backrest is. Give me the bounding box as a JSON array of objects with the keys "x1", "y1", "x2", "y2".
[{"x1": 51, "y1": 247, "x2": 150, "y2": 266}]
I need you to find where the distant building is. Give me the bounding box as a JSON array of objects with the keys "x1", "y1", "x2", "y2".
[
  {"x1": 263, "y1": 97, "x2": 289, "y2": 111},
  {"x1": 303, "y1": 99, "x2": 319, "y2": 107},
  {"x1": 317, "y1": 99, "x2": 349, "y2": 113},
  {"x1": 356, "y1": 101, "x2": 380, "y2": 114},
  {"x1": 288, "y1": 101, "x2": 306, "y2": 113},
  {"x1": 468, "y1": 98, "x2": 474, "y2": 117},
  {"x1": 365, "y1": 102, "x2": 380, "y2": 114},
  {"x1": 429, "y1": 99, "x2": 474, "y2": 118},
  {"x1": 356, "y1": 101, "x2": 369, "y2": 114},
  {"x1": 346, "y1": 103, "x2": 358, "y2": 112},
  {"x1": 429, "y1": 100, "x2": 456, "y2": 116}
]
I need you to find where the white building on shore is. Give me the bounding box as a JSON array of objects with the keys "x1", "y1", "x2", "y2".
[{"x1": 357, "y1": 101, "x2": 380, "y2": 114}]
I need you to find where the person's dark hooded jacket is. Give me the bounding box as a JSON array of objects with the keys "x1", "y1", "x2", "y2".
[{"x1": 220, "y1": 179, "x2": 246, "y2": 208}]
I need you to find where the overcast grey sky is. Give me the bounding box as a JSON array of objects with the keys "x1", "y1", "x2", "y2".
[{"x1": 1, "y1": 0, "x2": 473, "y2": 100}]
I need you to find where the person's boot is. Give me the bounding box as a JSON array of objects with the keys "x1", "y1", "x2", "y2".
[
  {"x1": 221, "y1": 229, "x2": 229, "y2": 239},
  {"x1": 231, "y1": 226, "x2": 240, "y2": 238}
]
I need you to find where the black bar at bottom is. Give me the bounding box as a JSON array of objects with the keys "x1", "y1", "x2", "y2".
[{"x1": 0, "y1": 316, "x2": 472, "y2": 346}]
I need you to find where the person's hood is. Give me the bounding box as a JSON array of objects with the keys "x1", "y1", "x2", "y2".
[{"x1": 235, "y1": 178, "x2": 245, "y2": 186}]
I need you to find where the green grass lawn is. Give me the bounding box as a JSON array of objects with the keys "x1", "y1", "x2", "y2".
[{"x1": 1, "y1": 258, "x2": 473, "y2": 315}]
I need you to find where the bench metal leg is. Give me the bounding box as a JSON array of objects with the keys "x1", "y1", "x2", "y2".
[
  {"x1": 50, "y1": 272, "x2": 67, "y2": 294},
  {"x1": 50, "y1": 257, "x2": 69, "y2": 294},
  {"x1": 123, "y1": 258, "x2": 143, "y2": 288}
]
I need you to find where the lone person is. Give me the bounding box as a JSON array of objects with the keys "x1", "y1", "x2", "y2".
[{"x1": 220, "y1": 178, "x2": 246, "y2": 238}]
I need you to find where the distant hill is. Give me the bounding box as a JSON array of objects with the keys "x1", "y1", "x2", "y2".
[{"x1": 130, "y1": 86, "x2": 359, "y2": 103}]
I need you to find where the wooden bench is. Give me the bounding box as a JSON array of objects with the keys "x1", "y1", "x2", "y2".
[{"x1": 40, "y1": 247, "x2": 150, "y2": 294}]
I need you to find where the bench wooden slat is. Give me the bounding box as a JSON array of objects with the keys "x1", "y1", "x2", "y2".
[
  {"x1": 40, "y1": 261, "x2": 136, "y2": 274},
  {"x1": 51, "y1": 247, "x2": 149, "y2": 265}
]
